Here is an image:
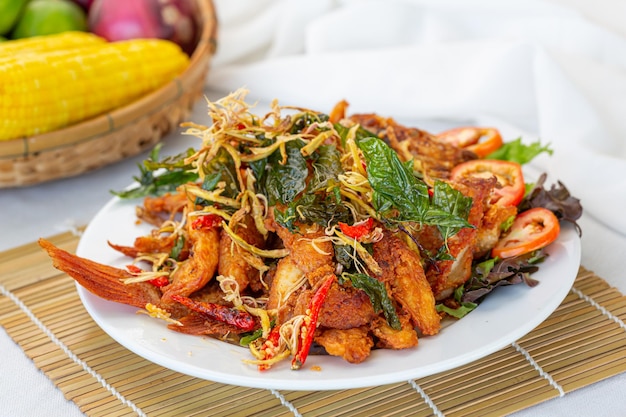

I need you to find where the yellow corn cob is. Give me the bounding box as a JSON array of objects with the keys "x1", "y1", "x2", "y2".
[
  {"x1": 0, "y1": 31, "x2": 107, "y2": 56},
  {"x1": 0, "y1": 38, "x2": 190, "y2": 141}
]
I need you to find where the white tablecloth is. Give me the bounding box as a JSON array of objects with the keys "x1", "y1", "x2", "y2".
[{"x1": 3, "y1": 0, "x2": 626, "y2": 415}]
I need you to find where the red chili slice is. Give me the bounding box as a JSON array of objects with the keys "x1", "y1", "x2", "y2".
[
  {"x1": 171, "y1": 294, "x2": 258, "y2": 332},
  {"x1": 338, "y1": 217, "x2": 374, "y2": 240},
  {"x1": 291, "y1": 274, "x2": 335, "y2": 370},
  {"x1": 191, "y1": 214, "x2": 222, "y2": 230}
]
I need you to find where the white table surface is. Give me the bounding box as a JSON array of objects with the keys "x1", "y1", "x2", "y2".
[{"x1": 2, "y1": 87, "x2": 626, "y2": 416}]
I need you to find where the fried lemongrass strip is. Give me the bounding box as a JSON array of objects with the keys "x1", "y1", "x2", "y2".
[
  {"x1": 180, "y1": 121, "x2": 208, "y2": 131},
  {"x1": 205, "y1": 89, "x2": 253, "y2": 133},
  {"x1": 300, "y1": 129, "x2": 335, "y2": 157},
  {"x1": 280, "y1": 314, "x2": 307, "y2": 355},
  {"x1": 278, "y1": 273, "x2": 307, "y2": 310},
  {"x1": 239, "y1": 135, "x2": 298, "y2": 163},
  {"x1": 219, "y1": 141, "x2": 246, "y2": 191},
  {"x1": 245, "y1": 341, "x2": 291, "y2": 367},
  {"x1": 310, "y1": 236, "x2": 335, "y2": 256},
  {"x1": 187, "y1": 206, "x2": 233, "y2": 223},
  {"x1": 243, "y1": 305, "x2": 273, "y2": 338},
  {"x1": 138, "y1": 303, "x2": 182, "y2": 326},
  {"x1": 339, "y1": 188, "x2": 378, "y2": 219},
  {"x1": 334, "y1": 230, "x2": 382, "y2": 276},
  {"x1": 244, "y1": 169, "x2": 269, "y2": 237},
  {"x1": 241, "y1": 248, "x2": 271, "y2": 273},
  {"x1": 221, "y1": 222, "x2": 289, "y2": 259},
  {"x1": 343, "y1": 132, "x2": 368, "y2": 177},
  {"x1": 134, "y1": 252, "x2": 176, "y2": 272},
  {"x1": 156, "y1": 216, "x2": 185, "y2": 235},
  {"x1": 339, "y1": 171, "x2": 370, "y2": 193},
  {"x1": 183, "y1": 186, "x2": 241, "y2": 210},
  {"x1": 122, "y1": 253, "x2": 171, "y2": 284},
  {"x1": 217, "y1": 274, "x2": 243, "y2": 306},
  {"x1": 122, "y1": 272, "x2": 170, "y2": 284}
]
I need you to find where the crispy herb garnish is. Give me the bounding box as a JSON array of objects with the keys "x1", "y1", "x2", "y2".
[
  {"x1": 112, "y1": 144, "x2": 198, "y2": 198},
  {"x1": 264, "y1": 139, "x2": 308, "y2": 206}
]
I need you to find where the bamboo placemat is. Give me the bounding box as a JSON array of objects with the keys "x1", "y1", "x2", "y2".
[{"x1": 1, "y1": 230, "x2": 626, "y2": 417}]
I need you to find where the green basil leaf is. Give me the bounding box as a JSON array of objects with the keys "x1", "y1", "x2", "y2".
[
  {"x1": 169, "y1": 235, "x2": 185, "y2": 261},
  {"x1": 357, "y1": 137, "x2": 472, "y2": 237},
  {"x1": 264, "y1": 139, "x2": 308, "y2": 205},
  {"x1": 112, "y1": 144, "x2": 198, "y2": 198},
  {"x1": 358, "y1": 136, "x2": 430, "y2": 221},
  {"x1": 429, "y1": 180, "x2": 474, "y2": 239},
  {"x1": 309, "y1": 145, "x2": 343, "y2": 193},
  {"x1": 334, "y1": 123, "x2": 379, "y2": 148},
  {"x1": 203, "y1": 147, "x2": 240, "y2": 199},
  {"x1": 334, "y1": 245, "x2": 354, "y2": 271},
  {"x1": 343, "y1": 272, "x2": 401, "y2": 330},
  {"x1": 289, "y1": 111, "x2": 329, "y2": 134}
]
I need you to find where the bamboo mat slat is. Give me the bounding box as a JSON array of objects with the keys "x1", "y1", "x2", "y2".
[{"x1": 2, "y1": 231, "x2": 626, "y2": 417}]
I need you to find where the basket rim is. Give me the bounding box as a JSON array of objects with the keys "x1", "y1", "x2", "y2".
[{"x1": 0, "y1": 0, "x2": 217, "y2": 161}]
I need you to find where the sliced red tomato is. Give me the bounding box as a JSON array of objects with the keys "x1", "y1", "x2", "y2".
[
  {"x1": 436, "y1": 127, "x2": 503, "y2": 157},
  {"x1": 491, "y1": 207, "x2": 560, "y2": 258},
  {"x1": 450, "y1": 159, "x2": 525, "y2": 207}
]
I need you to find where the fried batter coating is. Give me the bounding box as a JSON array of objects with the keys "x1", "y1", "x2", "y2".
[
  {"x1": 371, "y1": 313, "x2": 418, "y2": 350},
  {"x1": 315, "y1": 326, "x2": 374, "y2": 364},
  {"x1": 319, "y1": 283, "x2": 377, "y2": 329},
  {"x1": 267, "y1": 255, "x2": 306, "y2": 310},
  {"x1": 373, "y1": 231, "x2": 441, "y2": 336},
  {"x1": 292, "y1": 282, "x2": 376, "y2": 330},
  {"x1": 474, "y1": 204, "x2": 517, "y2": 258},
  {"x1": 423, "y1": 176, "x2": 516, "y2": 300},
  {"x1": 137, "y1": 192, "x2": 188, "y2": 226},
  {"x1": 349, "y1": 113, "x2": 476, "y2": 182},
  {"x1": 161, "y1": 226, "x2": 220, "y2": 304},
  {"x1": 267, "y1": 214, "x2": 335, "y2": 287},
  {"x1": 218, "y1": 214, "x2": 266, "y2": 292},
  {"x1": 426, "y1": 228, "x2": 476, "y2": 301},
  {"x1": 108, "y1": 232, "x2": 189, "y2": 260}
]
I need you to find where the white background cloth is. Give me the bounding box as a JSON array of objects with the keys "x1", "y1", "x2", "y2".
[{"x1": 2, "y1": 0, "x2": 626, "y2": 416}]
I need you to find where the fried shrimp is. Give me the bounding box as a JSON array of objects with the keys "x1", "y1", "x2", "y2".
[
  {"x1": 161, "y1": 225, "x2": 220, "y2": 304},
  {"x1": 218, "y1": 213, "x2": 266, "y2": 292}
]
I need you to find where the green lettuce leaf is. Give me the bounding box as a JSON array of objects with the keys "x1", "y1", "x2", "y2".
[{"x1": 486, "y1": 137, "x2": 552, "y2": 165}]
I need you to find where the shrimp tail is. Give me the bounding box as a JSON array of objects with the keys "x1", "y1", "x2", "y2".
[{"x1": 38, "y1": 238, "x2": 161, "y2": 309}]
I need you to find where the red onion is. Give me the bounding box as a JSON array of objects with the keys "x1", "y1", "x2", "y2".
[
  {"x1": 70, "y1": 0, "x2": 95, "y2": 12},
  {"x1": 88, "y1": 0, "x2": 198, "y2": 54}
]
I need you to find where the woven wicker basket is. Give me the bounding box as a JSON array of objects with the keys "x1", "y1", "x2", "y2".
[{"x1": 0, "y1": 0, "x2": 218, "y2": 188}]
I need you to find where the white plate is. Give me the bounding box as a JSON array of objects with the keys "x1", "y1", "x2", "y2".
[{"x1": 76, "y1": 195, "x2": 581, "y2": 391}]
